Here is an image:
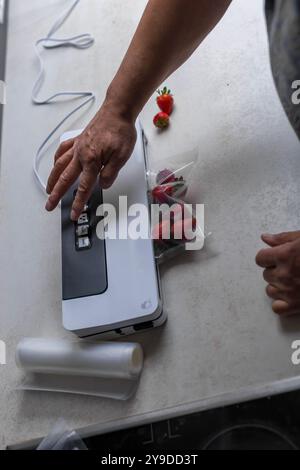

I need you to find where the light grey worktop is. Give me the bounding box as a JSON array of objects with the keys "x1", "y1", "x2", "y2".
[{"x1": 0, "y1": 0, "x2": 300, "y2": 449}]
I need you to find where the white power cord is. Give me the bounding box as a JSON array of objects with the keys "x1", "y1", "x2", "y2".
[{"x1": 33, "y1": 0, "x2": 96, "y2": 193}]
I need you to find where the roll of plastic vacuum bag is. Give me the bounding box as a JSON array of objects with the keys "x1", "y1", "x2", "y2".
[{"x1": 15, "y1": 338, "x2": 144, "y2": 400}]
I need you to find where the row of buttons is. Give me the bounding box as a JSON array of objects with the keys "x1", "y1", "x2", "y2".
[{"x1": 74, "y1": 199, "x2": 92, "y2": 251}]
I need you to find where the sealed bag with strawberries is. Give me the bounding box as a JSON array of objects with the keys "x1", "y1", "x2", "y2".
[{"x1": 146, "y1": 148, "x2": 206, "y2": 263}]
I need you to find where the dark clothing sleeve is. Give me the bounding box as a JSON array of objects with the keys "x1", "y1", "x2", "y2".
[{"x1": 265, "y1": 0, "x2": 300, "y2": 139}]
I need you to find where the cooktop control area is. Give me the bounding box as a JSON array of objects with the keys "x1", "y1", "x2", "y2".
[{"x1": 61, "y1": 185, "x2": 107, "y2": 301}]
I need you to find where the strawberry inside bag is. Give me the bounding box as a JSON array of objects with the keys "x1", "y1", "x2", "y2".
[{"x1": 145, "y1": 148, "x2": 207, "y2": 263}]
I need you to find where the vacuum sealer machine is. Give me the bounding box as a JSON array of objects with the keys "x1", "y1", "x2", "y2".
[{"x1": 61, "y1": 123, "x2": 166, "y2": 339}]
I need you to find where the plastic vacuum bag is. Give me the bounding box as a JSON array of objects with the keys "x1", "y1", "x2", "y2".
[
  {"x1": 16, "y1": 338, "x2": 144, "y2": 400},
  {"x1": 37, "y1": 419, "x2": 87, "y2": 450},
  {"x1": 146, "y1": 148, "x2": 205, "y2": 263}
]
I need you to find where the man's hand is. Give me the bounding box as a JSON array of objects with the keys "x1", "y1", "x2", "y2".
[
  {"x1": 45, "y1": 0, "x2": 232, "y2": 220},
  {"x1": 45, "y1": 102, "x2": 137, "y2": 221},
  {"x1": 256, "y1": 231, "x2": 300, "y2": 316}
]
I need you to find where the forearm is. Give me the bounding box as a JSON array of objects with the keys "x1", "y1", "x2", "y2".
[{"x1": 105, "y1": 0, "x2": 232, "y2": 120}]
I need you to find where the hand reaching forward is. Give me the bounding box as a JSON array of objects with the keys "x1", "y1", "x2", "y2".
[{"x1": 45, "y1": 103, "x2": 137, "y2": 221}]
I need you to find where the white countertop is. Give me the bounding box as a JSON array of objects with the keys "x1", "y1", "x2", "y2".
[{"x1": 1, "y1": 0, "x2": 300, "y2": 449}]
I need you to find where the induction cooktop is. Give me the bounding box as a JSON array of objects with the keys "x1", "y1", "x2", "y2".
[{"x1": 8, "y1": 389, "x2": 300, "y2": 450}]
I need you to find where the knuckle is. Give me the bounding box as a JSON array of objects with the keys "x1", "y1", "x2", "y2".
[
  {"x1": 74, "y1": 140, "x2": 98, "y2": 167},
  {"x1": 277, "y1": 245, "x2": 291, "y2": 261},
  {"x1": 266, "y1": 285, "x2": 279, "y2": 299},
  {"x1": 278, "y1": 270, "x2": 291, "y2": 285},
  {"x1": 59, "y1": 172, "x2": 69, "y2": 185},
  {"x1": 73, "y1": 138, "x2": 81, "y2": 151},
  {"x1": 72, "y1": 198, "x2": 85, "y2": 214},
  {"x1": 84, "y1": 155, "x2": 98, "y2": 169},
  {"x1": 73, "y1": 138, "x2": 86, "y2": 156},
  {"x1": 77, "y1": 183, "x2": 90, "y2": 196},
  {"x1": 79, "y1": 152, "x2": 100, "y2": 173},
  {"x1": 277, "y1": 232, "x2": 288, "y2": 243},
  {"x1": 55, "y1": 159, "x2": 66, "y2": 171}
]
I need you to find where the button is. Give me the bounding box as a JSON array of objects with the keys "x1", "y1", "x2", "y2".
[
  {"x1": 76, "y1": 237, "x2": 91, "y2": 250},
  {"x1": 77, "y1": 213, "x2": 89, "y2": 225},
  {"x1": 76, "y1": 225, "x2": 89, "y2": 237}
]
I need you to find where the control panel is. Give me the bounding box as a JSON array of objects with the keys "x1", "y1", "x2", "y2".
[
  {"x1": 74, "y1": 196, "x2": 91, "y2": 251},
  {"x1": 61, "y1": 185, "x2": 107, "y2": 301}
]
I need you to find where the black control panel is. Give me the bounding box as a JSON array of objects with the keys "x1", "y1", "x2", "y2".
[
  {"x1": 61, "y1": 185, "x2": 108, "y2": 301},
  {"x1": 74, "y1": 195, "x2": 92, "y2": 251}
]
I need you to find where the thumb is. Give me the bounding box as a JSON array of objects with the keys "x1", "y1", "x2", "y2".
[{"x1": 261, "y1": 231, "x2": 300, "y2": 247}]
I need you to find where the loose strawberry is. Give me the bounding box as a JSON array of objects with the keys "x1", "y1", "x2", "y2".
[
  {"x1": 153, "y1": 112, "x2": 170, "y2": 129},
  {"x1": 157, "y1": 87, "x2": 174, "y2": 115}
]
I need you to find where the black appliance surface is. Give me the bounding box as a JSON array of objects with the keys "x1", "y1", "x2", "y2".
[
  {"x1": 84, "y1": 391, "x2": 300, "y2": 451},
  {"x1": 61, "y1": 185, "x2": 107, "y2": 300},
  {"x1": 8, "y1": 389, "x2": 300, "y2": 451}
]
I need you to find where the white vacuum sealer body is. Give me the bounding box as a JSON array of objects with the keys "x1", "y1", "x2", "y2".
[{"x1": 61, "y1": 123, "x2": 165, "y2": 339}]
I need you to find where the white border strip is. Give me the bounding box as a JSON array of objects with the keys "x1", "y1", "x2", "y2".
[
  {"x1": 0, "y1": 80, "x2": 6, "y2": 104},
  {"x1": 0, "y1": 0, "x2": 5, "y2": 24}
]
